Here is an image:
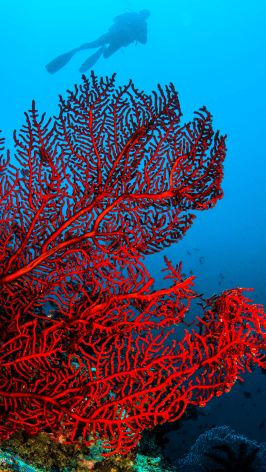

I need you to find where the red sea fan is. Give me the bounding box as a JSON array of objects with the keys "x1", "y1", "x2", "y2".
[
  {"x1": 0, "y1": 73, "x2": 265, "y2": 456},
  {"x1": 0, "y1": 74, "x2": 225, "y2": 291},
  {"x1": 0, "y1": 260, "x2": 265, "y2": 455}
]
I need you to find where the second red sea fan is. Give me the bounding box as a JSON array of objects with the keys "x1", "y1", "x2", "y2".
[{"x1": 0, "y1": 73, "x2": 265, "y2": 456}]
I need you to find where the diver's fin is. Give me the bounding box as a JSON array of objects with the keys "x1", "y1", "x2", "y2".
[
  {"x1": 45, "y1": 48, "x2": 79, "y2": 74},
  {"x1": 79, "y1": 47, "x2": 104, "y2": 73}
]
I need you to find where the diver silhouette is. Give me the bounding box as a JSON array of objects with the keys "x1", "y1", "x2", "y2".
[{"x1": 46, "y1": 10, "x2": 150, "y2": 74}]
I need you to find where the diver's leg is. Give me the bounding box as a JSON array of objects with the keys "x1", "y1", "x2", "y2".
[
  {"x1": 46, "y1": 34, "x2": 109, "y2": 74},
  {"x1": 102, "y1": 42, "x2": 121, "y2": 58},
  {"x1": 79, "y1": 47, "x2": 104, "y2": 73},
  {"x1": 78, "y1": 33, "x2": 110, "y2": 50}
]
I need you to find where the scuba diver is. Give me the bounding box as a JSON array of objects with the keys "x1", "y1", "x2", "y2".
[{"x1": 46, "y1": 9, "x2": 150, "y2": 74}]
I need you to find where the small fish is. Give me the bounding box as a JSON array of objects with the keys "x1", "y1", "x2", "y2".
[
  {"x1": 259, "y1": 420, "x2": 265, "y2": 429},
  {"x1": 218, "y1": 272, "x2": 225, "y2": 285},
  {"x1": 243, "y1": 391, "x2": 252, "y2": 399}
]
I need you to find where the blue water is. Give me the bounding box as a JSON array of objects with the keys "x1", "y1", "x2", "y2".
[{"x1": 0, "y1": 0, "x2": 265, "y2": 465}]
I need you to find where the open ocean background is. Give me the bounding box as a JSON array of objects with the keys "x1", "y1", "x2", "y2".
[{"x1": 0, "y1": 0, "x2": 265, "y2": 465}]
